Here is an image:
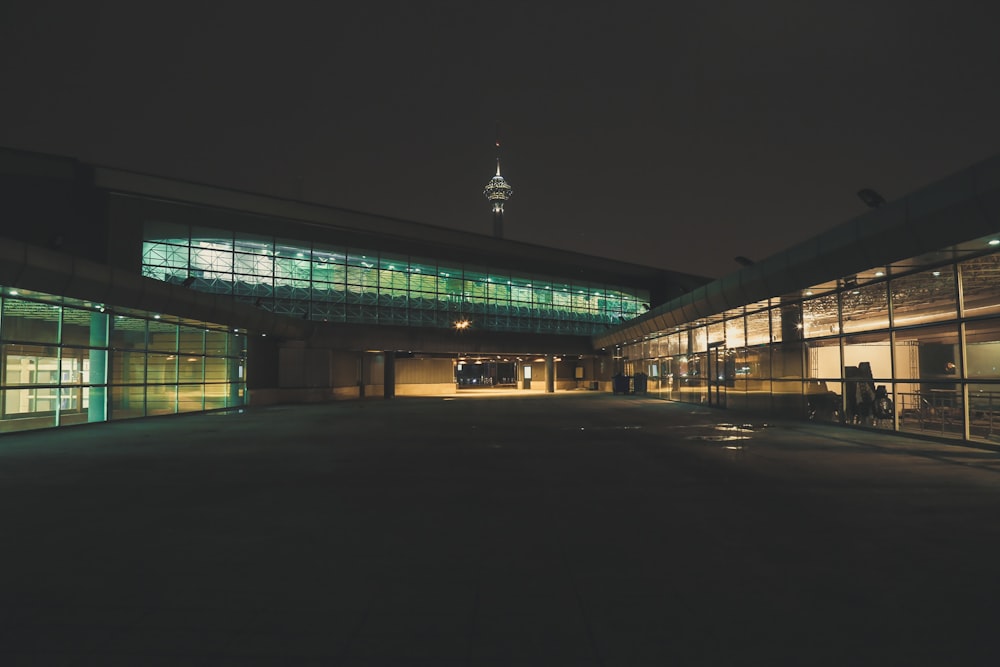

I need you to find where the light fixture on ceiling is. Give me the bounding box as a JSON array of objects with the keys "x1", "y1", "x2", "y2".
[{"x1": 857, "y1": 188, "x2": 886, "y2": 209}]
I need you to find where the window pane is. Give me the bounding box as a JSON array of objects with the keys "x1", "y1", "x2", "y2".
[
  {"x1": 690, "y1": 327, "x2": 707, "y2": 353},
  {"x1": 802, "y1": 294, "x2": 839, "y2": 338},
  {"x1": 965, "y1": 319, "x2": 1000, "y2": 379},
  {"x1": 961, "y1": 254, "x2": 1000, "y2": 318},
  {"x1": 146, "y1": 385, "x2": 177, "y2": 416},
  {"x1": 111, "y1": 316, "x2": 146, "y2": 349},
  {"x1": 841, "y1": 282, "x2": 889, "y2": 333},
  {"x1": 772, "y1": 379, "x2": 805, "y2": 417},
  {"x1": 111, "y1": 350, "x2": 145, "y2": 384},
  {"x1": 206, "y1": 330, "x2": 228, "y2": 356},
  {"x1": 968, "y1": 383, "x2": 1000, "y2": 443},
  {"x1": 805, "y1": 338, "x2": 841, "y2": 379},
  {"x1": 891, "y1": 267, "x2": 957, "y2": 326},
  {"x1": 843, "y1": 332, "x2": 892, "y2": 379},
  {"x1": 772, "y1": 343, "x2": 803, "y2": 379},
  {"x1": 894, "y1": 325, "x2": 960, "y2": 383},
  {"x1": 746, "y1": 310, "x2": 771, "y2": 346},
  {"x1": 178, "y1": 385, "x2": 204, "y2": 413},
  {"x1": 109, "y1": 385, "x2": 145, "y2": 420},
  {"x1": 2, "y1": 299, "x2": 60, "y2": 343},
  {"x1": 148, "y1": 321, "x2": 177, "y2": 352},
  {"x1": 61, "y1": 308, "x2": 107, "y2": 347},
  {"x1": 707, "y1": 321, "x2": 724, "y2": 345},
  {"x1": 147, "y1": 353, "x2": 178, "y2": 384},
  {"x1": 1, "y1": 389, "x2": 56, "y2": 431},
  {"x1": 178, "y1": 355, "x2": 204, "y2": 383},
  {"x1": 178, "y1": 326, "x2": 205, "y2": 356}
]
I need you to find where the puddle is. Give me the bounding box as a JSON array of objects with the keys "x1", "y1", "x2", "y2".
[
  {"x1": 684, "y1": 422, "x2": 755, "y2": 443},
  {"x1": 571, "y1": 425, "x2": 644, "y2": 431},
  {"x1": 686, "y1": 434, "x2": 751, "y2": 442}
]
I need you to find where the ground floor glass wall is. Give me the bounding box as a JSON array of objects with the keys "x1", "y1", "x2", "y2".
[
  {"x1": 1, "y1": 287, "x2": 246, "y2": 434},
  {"x1": 621, "y1": 238, "x2": 1000, "y2": 445}
]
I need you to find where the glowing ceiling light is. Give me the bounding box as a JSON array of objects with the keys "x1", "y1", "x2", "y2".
[
  {"x1": 932, "y1": 271, "x2": 941, "y2": 277},
  {"x1": 875, "y1": 271, "x2": 885, "y2": 277},
  {"x1": 989, "y1": 239, "x2": 1000, "y2": 246}
]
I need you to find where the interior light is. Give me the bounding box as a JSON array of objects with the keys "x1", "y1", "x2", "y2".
[
  {"x1": 153, "y1": 314, "x2": 161, "y2": 319},
  {"x1": 9, "y1": 290, "x2": 18, "y2": 296},
  {"x1": 932, "y1": 271, "x2": 941, "y2": 277},
  {"x1": 804, "y1": 290, "x2": 813, "y2": 296},
  {"x1": 875, "y1": 271, "x2": 885, "y2": 277},
  {"x1": 989, "y1": 239, "x2": 1000, "y2": 246}
]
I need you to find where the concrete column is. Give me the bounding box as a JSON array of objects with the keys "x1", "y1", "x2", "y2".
[
  {"x1": 384, "y1": 351, "x2": 396, "y2": 399},
  {"x1": 546, "y1": 355, "x2": 555, "y2": 393}
]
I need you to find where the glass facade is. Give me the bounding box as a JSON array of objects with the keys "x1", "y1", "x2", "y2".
[
  {"x1": 621, "y1": 235, "x2": 1000, "y2": 446},
  {"x1": 141, "y1": 223, "x2": 647, "y2": 335},
  {"x1": 1, "y1": 287, "x2": 246, "y2": 434}
]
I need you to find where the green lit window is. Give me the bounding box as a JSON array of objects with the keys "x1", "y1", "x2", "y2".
[{"x1": 140, "y1": 223, "x2": 649, "y2": 335}]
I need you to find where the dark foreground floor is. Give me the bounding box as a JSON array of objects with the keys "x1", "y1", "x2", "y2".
[{"x1": 3, "y1": 393, "x2": 1000, "y2": 666}]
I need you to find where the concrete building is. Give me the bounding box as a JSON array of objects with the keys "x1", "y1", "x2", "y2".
[
  {"x1": 3, "y1": 145, "x2": 999, "y2": 448},
  {"x1": 0, "y1": 146, "x2": 705, "y2": 433},
  {"x1": 596, "y1": 154, "x2": 1000, "y2": 447}
]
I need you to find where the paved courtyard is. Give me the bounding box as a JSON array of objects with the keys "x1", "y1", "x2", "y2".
[{"x1": 3, "y1": 392, "x2": 1000, "y2": 665}]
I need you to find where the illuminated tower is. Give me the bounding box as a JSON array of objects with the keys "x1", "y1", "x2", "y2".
[{"x1": 484, "y1": 132, "x2": 512, "y2": 239}]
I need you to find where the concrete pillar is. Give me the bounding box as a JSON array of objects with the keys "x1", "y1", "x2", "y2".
[
  {"x1": 546, "y1": 355, "x2": 555, "y2": 393},
  {"x1": 384, "y1": 351, "x2": 396, "y2": 399}
]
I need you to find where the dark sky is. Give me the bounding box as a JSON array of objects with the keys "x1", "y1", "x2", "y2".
[{"x1": 3, "y1": 1, "x2": 1000, "y2": 278}]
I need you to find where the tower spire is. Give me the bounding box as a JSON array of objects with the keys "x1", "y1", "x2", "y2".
[{"x1": 484, "y1": 124, "x2": 512, "y2": 239}]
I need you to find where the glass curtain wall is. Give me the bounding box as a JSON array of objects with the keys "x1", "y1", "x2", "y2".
[
  {"x1": 142, "y1": 223, "x2": 647, "y2": 335},
  {"x1": 1, "y1": 288, "x2": 246, "y2": 434},
  {"x1": 621, "y1": 236, "x2": 1000, "y2": 446}
]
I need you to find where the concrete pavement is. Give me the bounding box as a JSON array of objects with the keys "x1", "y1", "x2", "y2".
[{"x1": 3, "y1": 392, "x2": 1000, "y2": 665}]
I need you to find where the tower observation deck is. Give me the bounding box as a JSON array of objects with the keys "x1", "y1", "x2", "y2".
[{"x1": 484, "y1": 135, "x2": 512, "y2": 239}]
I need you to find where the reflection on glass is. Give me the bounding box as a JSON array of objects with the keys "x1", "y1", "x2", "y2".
[
  {"x1": 802, "y1": 294, "x2": 839, "y2": 338},
  {"x1": 961, "y1": 255, "x2": 1000, "y2": 318},
  {"x1": 966, "y1": 320, "x2": 1000, "y2": 379},
  {"x1": 891, "y1": 268, "x2": 956, "y2": 326},
  {"x1": 746, "y1": 310, "x2": 770, "y2": 346},
  {"x1": 725, "y1": 317, "x2": 745, "y2": 348},
  {"x1": 968, "y1": 383, "x2": 1000, "y2": 443},
  {"x1": 840, "y1": 282, "x2": 888, "y2": 333},
  {"x1": 2, "y1": 299, "x2": 60, "y2": 344}
]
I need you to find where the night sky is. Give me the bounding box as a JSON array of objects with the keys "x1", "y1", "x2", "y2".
[{"x1": 3, "y1": 1, "x2": 1000, "y2": 278}]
